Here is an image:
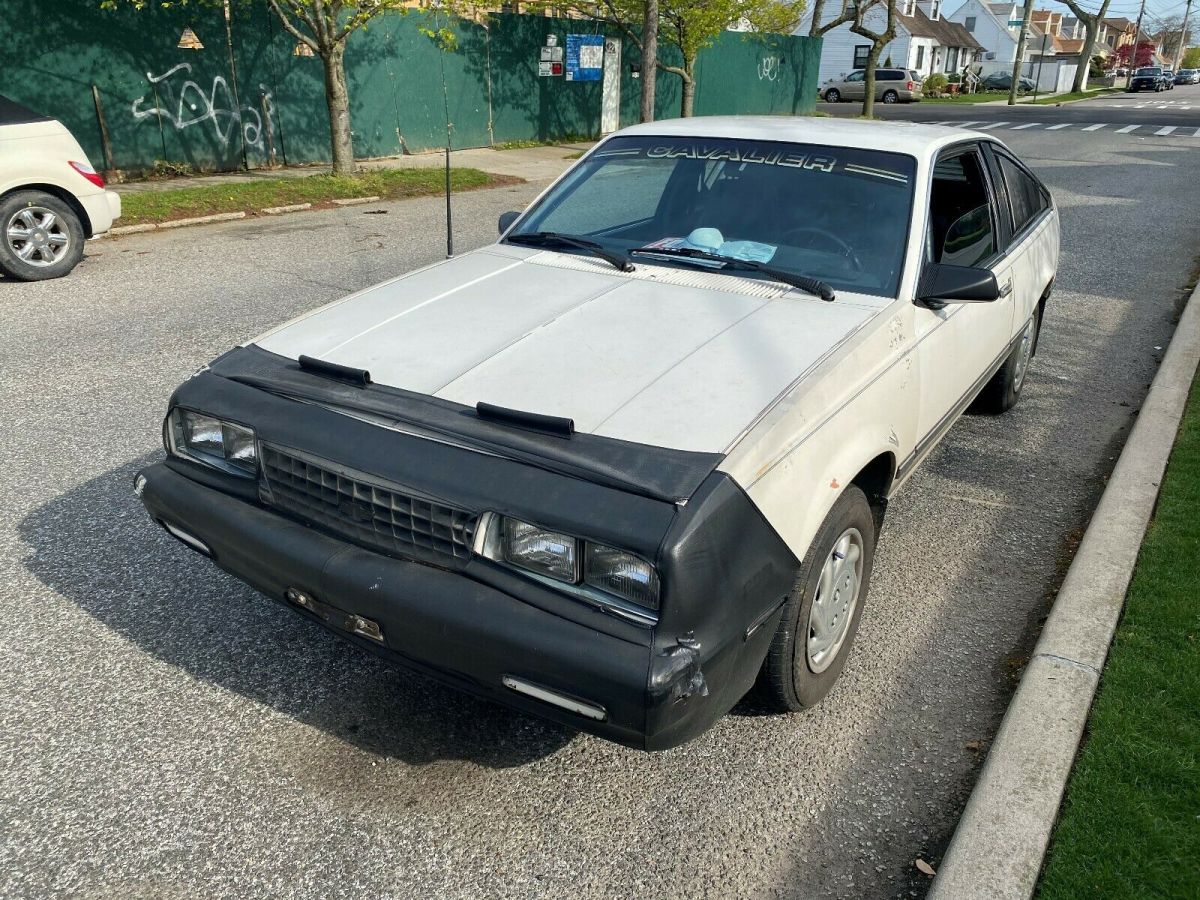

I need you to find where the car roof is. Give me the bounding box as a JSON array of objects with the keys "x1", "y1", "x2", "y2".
[{"x1": 613, "y1": 115, "x2": 988, "y2": 161}]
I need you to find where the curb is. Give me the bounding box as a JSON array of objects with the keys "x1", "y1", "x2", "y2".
[
  {"x1": 928, "y1": 281, "x2": 1200, "y2": 899},
  {"x1": 331, "y1": 195, "x2": 380, "y2": 206},
  {"x1": 104, "y1": 197, "x2": 370, "y2": 236}
]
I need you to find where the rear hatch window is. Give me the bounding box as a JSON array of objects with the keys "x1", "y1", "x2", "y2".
[{"x1": 0, "y1": 94, "x2": 52, "y2": 126}]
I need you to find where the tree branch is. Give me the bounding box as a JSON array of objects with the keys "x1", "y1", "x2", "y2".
[{"x1": 266, "y1": 0, "x2": 320, "y2": 51}]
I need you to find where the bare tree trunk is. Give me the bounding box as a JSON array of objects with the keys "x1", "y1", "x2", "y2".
[
  {"x1": 680, "y1": 70, "x2": 696, "y2": 117},
  {"x1": 322, "y1": 43, "x2": 354, "y2": 175},
  {"x1": 641, "y1": 0, "x2": 658, "y2": 122},
  {"x1": 862, "y1": 43, "x2": 883, "y2": 117},
  {"x1": 1064, "y1": 0, "x2": 1112, "y2": 93}
]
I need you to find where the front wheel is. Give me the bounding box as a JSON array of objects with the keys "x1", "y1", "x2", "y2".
[
  {"x1": 882, "y1": 90, "x2": 899, "y2": 104},
  {"x1": 824, "y1": 89, "x2": 841, "y2": 103},
  {"x1": 972, "y1": 310, "x2": 1040, "y2": 414},
  {"x1": 753, "y1": 485, "x2": 876, "y2": 711},
  {"x1": 0, "y1": 190, "x2": 86, "y2": 281}
]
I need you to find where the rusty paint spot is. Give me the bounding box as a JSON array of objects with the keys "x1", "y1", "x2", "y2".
[{"x1": 830, "y1": 478, "x2": 840, "y2": 488}]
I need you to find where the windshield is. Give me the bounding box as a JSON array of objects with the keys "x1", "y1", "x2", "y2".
[
  {"x1": 1135, "y1": 67, "x2": 1161, "y2": 75},
  {"x1": 508, "y1": 135, "x2": 918, "y2": 298}
]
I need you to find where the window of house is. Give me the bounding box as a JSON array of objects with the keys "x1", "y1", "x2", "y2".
[
  {"x1": 997, "y1": 154, "x2": 1050, "y2": 235},
  {"x1": 931, "y1": 0, "x2": 941, "y2": 19},
  {"x1": 965, "y1": 15, "x2": 976, "y2": 31},
  {"x1": 929, "y1": 151, "x2": 995, "y2": 267},
  {"x1": 916, "y1": 45, "x2": 925, "y2": 68},
  {"x1": 853, "y1": 45, "x2": 870, "y2": 68}
]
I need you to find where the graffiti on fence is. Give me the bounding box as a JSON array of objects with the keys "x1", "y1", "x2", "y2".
[
  {"x1": 132, "y1": 63, "x2": 272, "y2": 151},
  {"x1": 757, "y1": 56, "x2": 781, "y2": 82}
]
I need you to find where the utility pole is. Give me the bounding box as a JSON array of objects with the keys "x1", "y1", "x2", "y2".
[
  {"x1": 1129, "y1": 0, "x2": 1147, "y2": 88},
  {"x1": 1174, "y1": 0, "x2": 1193, "y2": 71},
  {"x1": 641, "y1": 0, "x2": 658, "y2": 122},
  {"x1": 1009, "y1": 0, "x2": 1036, "y2": 105}
]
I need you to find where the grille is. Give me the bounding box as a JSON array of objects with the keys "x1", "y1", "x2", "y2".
[{"x1": 260, "y1": 445, "x2": 477, "y2": 566}]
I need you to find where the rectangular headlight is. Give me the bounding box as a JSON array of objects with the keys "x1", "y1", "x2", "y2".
[
  {"x1": 501, "y1": 518, "x2": 578, "y2": 582},
  {"x1": 478, "y1": 513, "x2": 660, "y2": 617},
  {"x1": 167, "y1": 408, "x2": 258, "y2": 476},
  {"x1": 585, "y1": 543, "x2": 660, "y2": 610}
]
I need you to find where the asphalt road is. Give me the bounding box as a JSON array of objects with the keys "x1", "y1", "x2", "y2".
[
  {"x1": 819, "y1": 82, "x2": 1200, "y2": 133},
  {"x1": 2, "y1": 127, "x2": 1197, "y2": 899}
]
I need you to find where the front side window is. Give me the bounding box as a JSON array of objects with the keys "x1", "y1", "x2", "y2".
[
  {"x1": 846, "y1": 71, "x2": 865, "y2": 82},
  {"x1": 510, "y1": 136, "x2": 919, "y2": 297},
  {"x1": 997, "y1": 154, "x2": 1049, "y2": 235},
  {"x1": 928, "y1": 150, "x2": 995, "y2": 267},
  {"x1": 853, "y1": 45, "x2": 870, "y2": 68}
]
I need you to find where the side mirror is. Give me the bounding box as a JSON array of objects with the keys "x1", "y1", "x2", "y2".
[
  {"x1": 916, "y1": 263, "x2": 1000, "y2": 309},
  {"x1": 498, "y1": 210, "x2": 521, "y2": 235}
]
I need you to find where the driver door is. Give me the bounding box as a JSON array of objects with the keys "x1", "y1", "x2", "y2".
[
  {"x1": 912, "y1": 144, "x2": 1016, "y2": 444},
  {"x1": 843, "y1": 71, "x2": 866, "y2": 100}
]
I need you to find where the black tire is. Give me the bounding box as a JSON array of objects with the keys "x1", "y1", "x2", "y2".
[
  {"x1": 753, "y1": 485, "x2": 876, "y2": 712},
  {"x1": 972, "y1": 309, "x2": 1040, "y2": 414},
  {"x1": 824, "y1": 89, "x2": 841, "y2": 103},
  {"x1": 882, "y1": 90, "x2": 899, "y2": 104},
  {"x1": 0, "y1": 190, "x2": 86, "y2": 281}
]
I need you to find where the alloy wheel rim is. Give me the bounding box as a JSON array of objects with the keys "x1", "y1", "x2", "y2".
[
  {"x1": 6, "y1": 207, "x2": 70, "y2": 267},
  {"x1": 804, "y1": 527, "x2": 865, "y2": 674},
  {"x1": 1013, "y1": 317, "x2": 1036, "y2": 393}
]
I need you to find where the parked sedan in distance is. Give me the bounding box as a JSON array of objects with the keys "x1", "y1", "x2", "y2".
[
  {"x1": 980, "y1": 72, "x2": 1037, "y2": 93},
  {"x1": 136, "y1": 117, "x2": 1059, "y2": 750},
  {"x1": 0, "y1": 94, "x2": 121, "y2": 280},
  {"x1": 1128, "y1": 66, "x2": 1168, "y2": 91},
  {"x1": 1174, "y1": 69, "x2": 1198, "y2": 85},
  {"x1": 822, "y1": 68, "x2": 923, "y2": 103}
]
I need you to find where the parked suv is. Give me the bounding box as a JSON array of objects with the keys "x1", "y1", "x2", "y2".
[
  {"x1": 1176, "y1": 69, "x2": 1200, "y2": 84},
  {"x1": 822, "y1": 69, "x2": 923, "y2": 103},
  {"x1": 0, "y1": 94, "x2": 121, "y2": 280},
  {"x1": 1128, "y1": 66, "x2": 1168, "y2": 92}
]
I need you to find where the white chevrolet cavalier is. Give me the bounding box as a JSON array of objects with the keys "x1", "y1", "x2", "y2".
[{"x1": 137, "y1": 117, "x2": 1059, "y2": 749}]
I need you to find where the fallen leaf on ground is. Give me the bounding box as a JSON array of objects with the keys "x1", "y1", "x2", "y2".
[{"x1": 916, "y1": 859, "x2": 936, "y2": 876}]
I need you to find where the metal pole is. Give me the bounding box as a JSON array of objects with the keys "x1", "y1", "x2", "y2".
[
  {"x1": 1010, "y1": 0, "x2": 1036, "y2": 105},
  {"x1": 1174, "y1": 0, "x2": 1193, "y2": 72},
  {"x1": 1033, "y1": 34, "x2": 1047, "y2": 101}
]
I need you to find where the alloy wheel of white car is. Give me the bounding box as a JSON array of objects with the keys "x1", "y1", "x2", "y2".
[
  {"x1": 0, "y1": 191, "x2": 86, "y2": 281},
  {"x1": 7, "y1": 206, "x2": 71, "y2": 267}
]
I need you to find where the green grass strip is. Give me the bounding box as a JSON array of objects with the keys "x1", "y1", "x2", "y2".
[
  {"x1": 120, "y1": 167, "x2": 508, "y2": 226},
  {"x1": 1038, "y1": 371, "x2": 1200, "y2": 899}
]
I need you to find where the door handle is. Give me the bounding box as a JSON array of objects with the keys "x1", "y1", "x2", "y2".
[{"x1": 998, "y1": 280, "x2": 1013, "y2": 297}]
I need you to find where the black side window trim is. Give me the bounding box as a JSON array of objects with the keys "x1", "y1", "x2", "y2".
[
  {"x1": 928, "y1": 141, "x2": 1003, "y2": 269},
  {"x1": 986, "y1": 143, "x2": 1051, "y2": 246}
]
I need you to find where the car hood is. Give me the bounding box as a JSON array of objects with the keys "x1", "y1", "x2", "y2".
[{"x1": 255, "y1": 246, "x2": 883, "y2": 453}]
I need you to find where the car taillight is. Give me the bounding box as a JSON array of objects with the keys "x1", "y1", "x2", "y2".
[
  {"x1": 68, "y1": 160, "x2": 105, "y2": 188},
  {"x1": 907, "y1": 81, "x2": 915, "y2": 90}
]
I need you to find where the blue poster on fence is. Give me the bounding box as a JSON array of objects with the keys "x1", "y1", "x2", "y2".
[{"x1": 565, "y1": 34, "x2": 604, "y2": 82}]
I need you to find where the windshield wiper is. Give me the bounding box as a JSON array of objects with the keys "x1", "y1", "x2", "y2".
[
  {"x1": 507, "y1": 231, "x2": 634, "y2": 272},
  {"x1": 629, "y1": 246, "x2": 835, "y2": 302}
]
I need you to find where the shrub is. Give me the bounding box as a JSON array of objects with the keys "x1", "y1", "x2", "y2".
[{"x1": 924, "y1": 73, "x2": 949, "y2": 94}]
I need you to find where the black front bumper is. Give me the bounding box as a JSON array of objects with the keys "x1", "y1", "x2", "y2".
[{"x1": 136, "y1": 355, "x2": 799, "y2": 750}]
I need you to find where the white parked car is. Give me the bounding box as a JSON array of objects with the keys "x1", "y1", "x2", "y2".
[
  {"x1": 137, "y1": 117, "x2": 1059, "y2": 749},
  {"x1": 0, "y1": 94, "x2": 121, "y2": 280}
]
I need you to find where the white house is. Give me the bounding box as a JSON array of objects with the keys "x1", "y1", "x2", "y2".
[
  {"x1": 799, "y1": 0, "x2": 985, "y2": 85},
  {"x1": 944, "y1": 1, "x2": 1030, "y2": 75}
]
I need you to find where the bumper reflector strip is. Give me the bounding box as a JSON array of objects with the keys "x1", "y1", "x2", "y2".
[
  {"x1": 501, "y1": 675, "x2": 608, "y2": 721},
  {"x1": 160, "y1": 520, "x2": 212, "y2": 556}
]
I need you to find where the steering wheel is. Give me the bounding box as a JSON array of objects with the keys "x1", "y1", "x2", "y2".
[{"x1": 780, "y1": 225, "x2": 863, "y2": 273}]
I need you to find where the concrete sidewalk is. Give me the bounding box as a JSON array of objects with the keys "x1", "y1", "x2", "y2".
[{"x1": 112, "y1": 142, "x2": 594, "y2": 195}]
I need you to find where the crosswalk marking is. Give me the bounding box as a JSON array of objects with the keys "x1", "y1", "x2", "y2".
[{"x1": 917, "y1": 119, "x2": 1200, "y2": 137}]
